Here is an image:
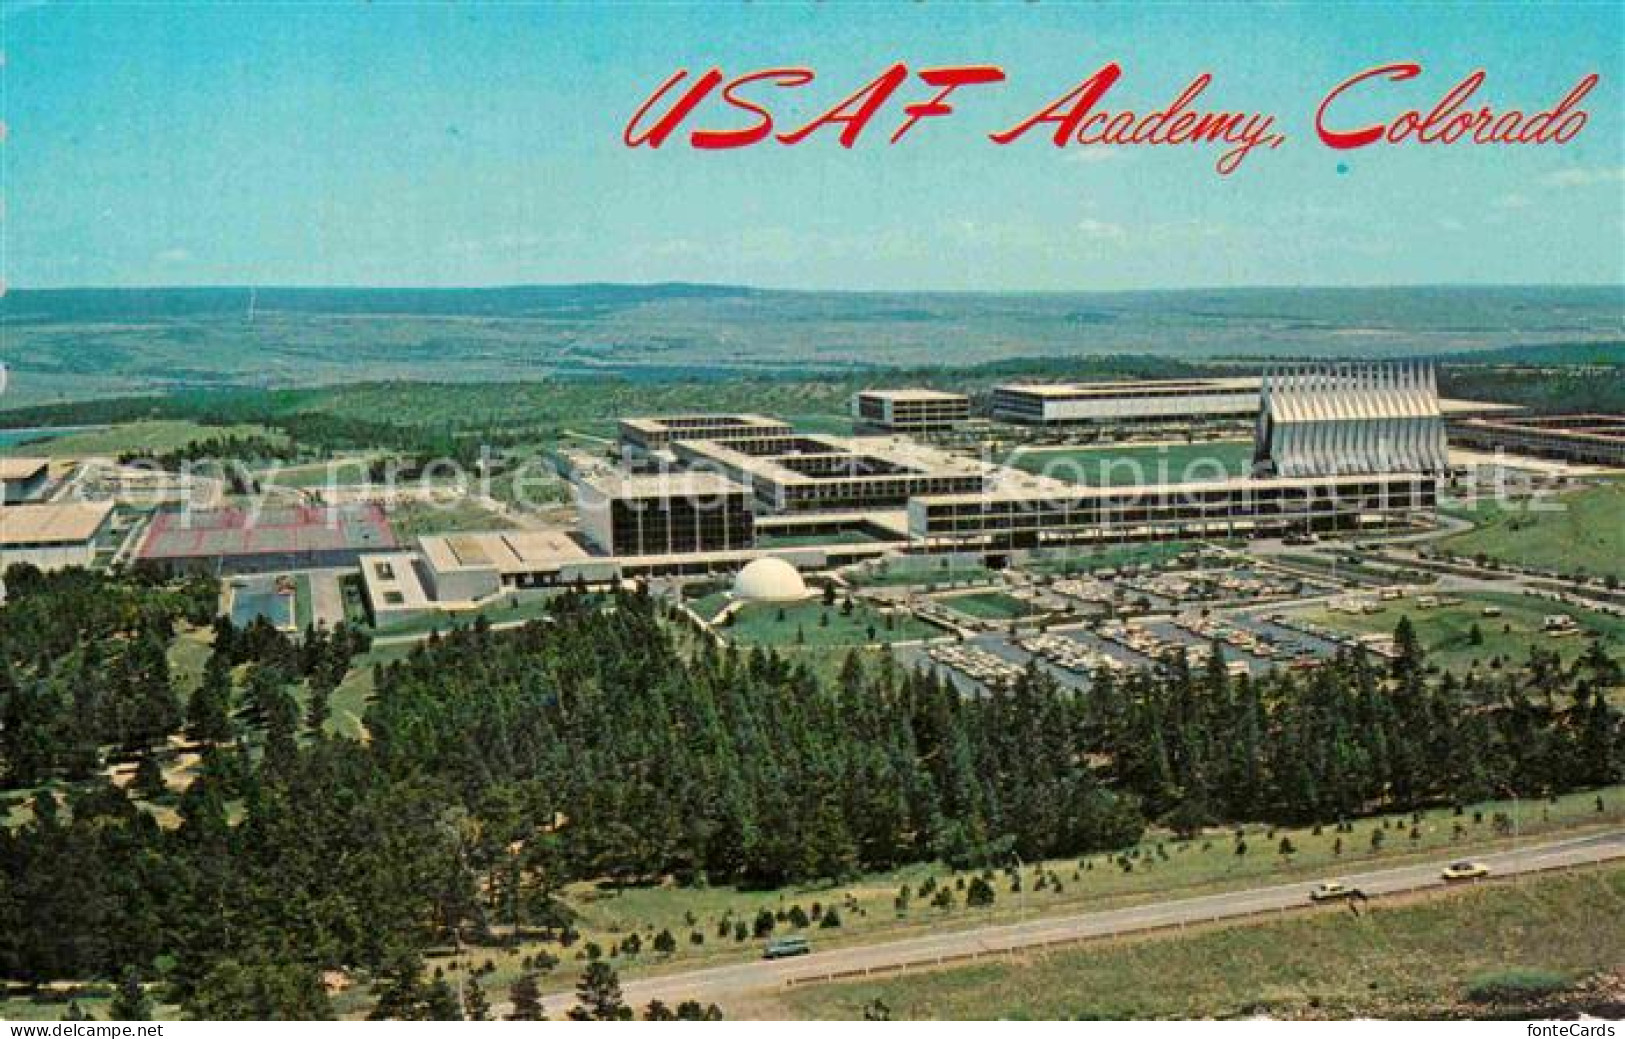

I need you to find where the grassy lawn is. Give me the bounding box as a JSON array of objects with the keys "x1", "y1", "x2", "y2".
[
  {"x1": 847, "y1": 561, "x2": 999, "y2": 589},
  {"x1": 164, "y1": 626, "x2": 215, "y2": 698},
  {"x1": 764, "y1": 866, "x2": 1625, "y2": 1020},
  {"x1": 369, "y1": 592, "x2": 560, "y2": 640},
  {"x1": 1295, "y1": 590, "x2": 1625, "y2": 673},
  {"x1": 1022, "y1": 540, "x2": 1200, "y2": 576},
  {"x1": 0, "y1": 420, "x2": 286, "y2": 458},
  {"x1": 722, "y1": 599, "x2": 937, "y2": 646},
  {"x1": 5, "y1": 786, "x2": 1620, "y2": 1018},
  {"x1": 1009, "y1": 441, "x2": 1252, "y2": 488},
  {"x1": 254, "y1": 456, "x2": 377, "y2": 489},
  {"x1": 1439, "y1": 483, "x2": 1625, "y2": 582},
  {"x1": 938, "y1": 589, "x2": 1033, "y2": 621},
  {"x1": 386, "y1": 497, "x2": 516, "y2": 540},
  {"x1": 466, "y1": 787, "x2": 1623, "y2": 1003},
  {"x1": 688, "y1": 591, "x2": 732, "y2": 623}
]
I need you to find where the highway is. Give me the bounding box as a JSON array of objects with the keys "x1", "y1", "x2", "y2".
[{"x1": 542, "y1": 830, "x2": 1625, "y2": 1013}]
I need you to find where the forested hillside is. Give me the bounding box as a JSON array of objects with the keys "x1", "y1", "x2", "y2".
[{"x1": 0, "y1": 571, "x2": 1619, "y2": 1017}]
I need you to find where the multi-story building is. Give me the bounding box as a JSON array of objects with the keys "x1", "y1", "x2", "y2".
[
  {"x1": 617, "y1": 414, "x2": 792, "y2": 456},
  {"x1": 673, "y1": 434, "x2": 987, "y2": 513},
  {"x1": 853, "y1": 389, "x2": 971, "y2": 432},
  {"x1": 1448, "y1": 414, "x2": 1625, "y2": 468},
  {"x1": 574, "y1": 469, "x2": 755, "y2": 556},
  {"x1": 907, "y1": 472, "x2": 1436, "y2": 550},
  {"x1": 918, "y1": 361, "x2": 1446, "y2": 551},
  {"x1": 990, "y1": 377, "x2": 1260, "y2": 427}
]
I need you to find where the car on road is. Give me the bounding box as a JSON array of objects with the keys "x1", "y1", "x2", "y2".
[
  {"x1": 1441, "y1": 860, "x2": 1490, "y2": 881},
  {"x1": 763, "y1": 936, "x2": 811, "y2": 960},
  {"x1": 1308, "y1": 880, "x2": 1364, "y2": 902}
]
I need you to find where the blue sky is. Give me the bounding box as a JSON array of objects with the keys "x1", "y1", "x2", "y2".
[{"x1": 4, "y1": 1, "x2": 1622, "y2": 290}]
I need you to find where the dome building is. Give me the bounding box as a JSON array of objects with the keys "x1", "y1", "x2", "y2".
[{"x1": 732, "y1": 557, "x2": 810, "y2": 602}]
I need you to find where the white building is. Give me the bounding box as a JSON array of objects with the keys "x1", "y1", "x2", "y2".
[
  {"x1": 0, "y1": 501, "x2": 115, "y2": 572},
  {"x1": 990, "y1": 378, "x2": 1260, "y2": 427},
  {"x1": 852, "y1": 389, "x2": 971, "y2": 432},
  {"x1": 1254, "y1": 363, "x2": 1448, "y2": 477}
]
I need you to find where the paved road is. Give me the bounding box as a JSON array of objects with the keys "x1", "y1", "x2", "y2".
[{"x1": 543, "y1": 830, "x2": 1625, "y2": 1013}]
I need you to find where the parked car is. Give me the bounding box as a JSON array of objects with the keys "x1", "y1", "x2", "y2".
[
  {"x1": 763, "y1": 936, "x2": 811, "y2": 960},
  {"x1": 1309, "y1": 880, "x2": 1363, "y2": 902},
  {"x1": 1441, "y1": 860, "x2": 1490, "y2": 881}
]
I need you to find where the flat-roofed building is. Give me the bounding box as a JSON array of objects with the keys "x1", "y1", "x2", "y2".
[
  {"x1": 418, "y1": 528, "x2": 607, "y2": 595},
  {"x1": 618, "y1": 414, "x2": 792, "y2": 456},
  {"x1": 137, "y1": 503, "x2": 398, "y2": 575},
  {"x1": 1, "y1": 458, "x2": 50, "y2": 503},
  {"x1": 674, "y1": 434, "x2": 988, "y2": 513},
  {"x1": 908, "y1": 472, "x2": 1437, "y2": 550},
  {"x1": 357, "y1": 551, "x2": 439, "y2": 626},
  {"x1": 0, "y1": 500, "x2": 115, "y2": 571},
  {"x1": 1448, "y1": 414, "x2": 1625, "y2": 468},
  {"x1": 990, "y1": 377, "x2": 1261, "y2": 427},
  {"x1": 574, "y1": 469, "x2": 755, "y2": 556},
  {"x1": 853, "y1": 389, "x2": 971, "y2": 432}
]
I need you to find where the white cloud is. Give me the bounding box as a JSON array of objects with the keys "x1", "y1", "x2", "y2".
[
  {"x1": 155, "y1": 247, "x2": 191, "y2": 263},
  {"x1": 1541, "y1": 166, "x2": 1625, "y2": 189}
]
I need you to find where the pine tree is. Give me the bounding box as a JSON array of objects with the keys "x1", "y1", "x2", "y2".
[
  {"x1": 109, "y1": 969, "x2": 153, "y2": 1021},
  {"x1": 424, "y1": 972, "x2": 463, "y2": 1021},
  {"x1": 507, "y1": 972, "x2": 546, "y2": 1021},
  {"x1": 132, "y1": 753, "x2": 167, "y2": 801},
  {"x1": 186, "y1": 654, "x2": 234, "y2": 744},
  {"x1": 569, "y1": 961, "x2": 630, "y2": 1021},
  {"x1": 462, "y1": 974, "x2": 491, "y2": 1021},
  {"x1": 367, "y1": 954, "x2": 431, "y2": 1021}
]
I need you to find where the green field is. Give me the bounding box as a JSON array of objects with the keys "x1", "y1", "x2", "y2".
[
  {"x1": 368, "y1": 593, "x2": 560, "y2": 640},
  {"x1": 255, "y1": 457, "x2": 378, "y2": 489},
  {"x1": 0, "y1": 419, "x2": 286, "y2": 458},
  {"x1": 723, "y1": 599, "x2": 937, "y2": 647},
  {"x1": 1022, "y1": 540, "x2": 1200, "y2": 576},
  {"x1": 424, "y1": 787, "x2": 1625, "y2": 999},
  {"x1": 386, "y1": 497, "x2": 516, "y2": 540},
  {"x1": 1296, "y1": 589, "x2": 1625, "y2": 673},
  {"x1": 1009, "y1": 441, "x2": 1252, "y2": 488},
  {"x1": 938, "y1": 590, "x2": 1033, "y2": 621},
  {"x1": 1439, "y1": 483, "x2": 1625, "y2": 582},
  {"x1": 847, "y1": 559, "x2": 1000, "y2": 589},
  {"x1": 767, "y1": 866, "x2": 1625, "y2": 1020}
]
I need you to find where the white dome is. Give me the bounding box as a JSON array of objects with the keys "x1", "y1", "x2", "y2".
[{"x1": 732, "y1": 557, "x2": 809, "y2": 602}]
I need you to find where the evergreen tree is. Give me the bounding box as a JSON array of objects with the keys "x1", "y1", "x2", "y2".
[
  {"x1": 462, "y1": 973, "x2": 492, "y2": 1021},
  {"x1": 507, "y1": 972, "x2": 546, "y2": 1021},
  {"x1": 569, "y1": 961, "x2": 630, "y2": 1021},
  {"x1": 109, "y1": 969, "x2": 153, "y2": 1021},
  {"x1": 185, "y1": 959, "x2": 334, "y2": 1020}
]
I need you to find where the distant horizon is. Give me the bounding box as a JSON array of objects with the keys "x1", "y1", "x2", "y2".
[{"x1": 6, "y1": 280, "x2": 1623, "y2": 296}]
